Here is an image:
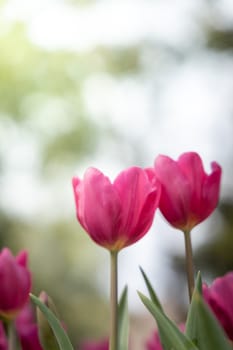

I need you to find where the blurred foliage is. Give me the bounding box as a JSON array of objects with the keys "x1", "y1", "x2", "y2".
[
  {"x1": 0, "y1": 21, "x2": 141, "y2": 172},
  {"x1": 206, "y1": 28, "x2": 233, "y2": 51},
  {"x1": 195, "y1": 201, "x2": 233, "y2": 276},
  {"x1": 96, "y1": 46, "x2": 141, "y2": 75}
]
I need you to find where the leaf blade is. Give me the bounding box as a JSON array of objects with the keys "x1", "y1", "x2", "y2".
[
  {"x1": 118, "y1": 286, "x2": 129, "y2": 350},
  {"x1": 139, "y1": 267, "x2": 163, "y2": 311},
  {"x1": 30, "y1": 293, "x2": 74, "y2": 350},
  {"x1": 138, "y1": 292, "x2": 198, "y2": 350}
]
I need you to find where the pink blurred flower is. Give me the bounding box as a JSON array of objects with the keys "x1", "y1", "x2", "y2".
[
  {"x1": 146, "y1": 331, "x2": 163, "y2": 350},
  {"x1": 16, "y1": 302, "x2": 44, "y2": 350},
  {"x1": 0, "y1": 248, "x2": 31, "y2": 320},
  {"x1": 0, "y1": 322, "x2": 7, "y2": 350},
  {"x1": 153, "y1": 152, "x2": 221, "y2": 231},
  {"x1": 72, "y1": 167, "x2": 161, "y2": 251},
  {"x1": 203, "y1": 272, "x2": 233, "y2": 341},
  {"x1": 80, "y1": 338, "x2": 108, "y2": 350}
]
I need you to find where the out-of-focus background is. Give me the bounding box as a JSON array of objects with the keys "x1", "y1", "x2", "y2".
[{"x1": 0, "y1": 0, "x2": 233, "y2": 348}]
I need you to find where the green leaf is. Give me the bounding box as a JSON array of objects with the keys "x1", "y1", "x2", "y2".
[
  {"x1": 186, "y1": 289, "x2": 232, "y2": 350},
  {"x1": 30, "y1": 293, "x2": 74, "y2": 350},
  {"x1": 138, "y1": 292, "x2": 198, "y2": 350},
  {"x1": 139, "y1": 267, "x2": 163, "y2": 311},
  {"x1": 118, "y1": 286, "x2": 129, "y2": 350},
  {"x1": 186, "y1": 272, "x2": 203, "y2": 343}
]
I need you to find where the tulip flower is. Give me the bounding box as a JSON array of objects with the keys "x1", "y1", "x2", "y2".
[
  {"x1": 72, "y1": 166, "x2": 161, "y2": 252},
  {"x1": 146, "y1": 331, "x2": 163, "y2": 350},
  {"x1": 73, "y1": 166, "x2": 160, "y2": 350},
  {"x1": 153, "y1": 152, "x2": 221, "y2": 300},
  {"x1": 0, "y1": 248, "x2": 31, "y2": 320},
  {"x1": 16, "y1": 303, "x2": 43, "y2": 350},
  {"x1": 153, "y1": 152, "x2": 221, "y2": 232},
  {"x1": 203, "y1": 272, "x2": 233, "y2": 341}
]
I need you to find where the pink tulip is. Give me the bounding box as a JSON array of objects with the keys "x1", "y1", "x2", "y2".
[
  {"x1": 153, "y1": 152, "x2": 221, "y2": 231},
  {"x1": 203, "y1": 272, "x2": 233, "y2": 341},
  {"x1": 80, "y1": 338, "x2": 109, "y2": 350},
  {"x1": 0, "y1": 248, "x2": 31, "y2": 320},
  {"x1": 146, "y1": 331, "x2": 163, "y2": 350},
  {"x1": 16, "y1": 302, "x2": 44, "y2": 350},
  {"x1": 72, "y1": 167, "x2": 161, "y2": 251},
  {"x1": 15, "y1": 302, "x2": 44, "y2": 350}
]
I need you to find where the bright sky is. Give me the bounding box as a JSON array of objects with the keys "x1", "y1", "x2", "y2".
[
  {"x1": 2, "y1": 0, "x2": 233, "y2": 310},
  {"x1": 4, "y1": 0, "x2": 201, "y2": 50}
]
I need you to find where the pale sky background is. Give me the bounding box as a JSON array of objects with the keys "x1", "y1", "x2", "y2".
[{"x1": 1, "y1": 0, "x2": 233, "y2": 310}]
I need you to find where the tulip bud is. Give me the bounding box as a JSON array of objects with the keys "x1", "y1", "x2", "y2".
[
  {"x1": 0, "y1": 248, "x2": 31, "y2": 321},
  {"x1": 36, "y1": 291, "x2": 60, "y2": 350}
]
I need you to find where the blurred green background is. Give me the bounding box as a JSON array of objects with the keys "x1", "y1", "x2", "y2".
[{"x1": 0, "y1": 0, "x2": 233, "y2": 348}]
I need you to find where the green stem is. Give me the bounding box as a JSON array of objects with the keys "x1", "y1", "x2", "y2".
[
  {"x1": 4, "y1": 320, "x2": 21, "y2": 350},
  {"x1": 110, "y1": 251, "x2": 118, "y2": 350},
  {"x1": 183, "y1": 230, "x2": 195, "y2": 302}
]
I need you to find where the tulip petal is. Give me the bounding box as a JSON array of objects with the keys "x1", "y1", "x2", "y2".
[
  {"x1": 74, "y1": 168, "x2": 122, "y2": 247},
  {"x1": 130, "y1": 184, "x2": 161, "y2": 244},
  {"x1": 200, "y1": 162, "x2": 221, "y2": 220},
  {"x1": 154, "y1": 155, "x2": 191, "y2": 229},
  {"x1": 203, "y1": 272, "x2": 233, "y2": 341},
  {"x1": 16, "y1": 250, "x2": 28, "y2": 268},
  {"x1": 113, "y1": 167, "x2": 158, "y2": 245},
  {"x1": 178, "y1": 152, "x2": 205, "y2": 206}
]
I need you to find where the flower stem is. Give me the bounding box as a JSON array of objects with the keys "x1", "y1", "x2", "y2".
[
  {"x1": 183, "y1": 230, "x2": 195, "y2": 302},
  {"x1": 4, "y1": 320, "x2": 21, "y2": 350},
  {"x1": 110, "y1": 251, "x2": 118, "y2": 350}
]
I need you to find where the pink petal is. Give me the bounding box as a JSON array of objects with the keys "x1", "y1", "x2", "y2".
[
  {"x1": 128, "y1": 184, "x2": 161, "y2": 245},
  {"x1": 204, "y1": 272, "x2": 233, "y2": 341},
  {"x1": 72, "y1": 177, "x2": 81, "y2": 216},
  {"x1": 200, "y1": 162, "x2": 221, "y2": 221},
  {"x1": 76, "y1": 168, "x2": 122, "y2": 247},
  {"x1": 154, "y1": 155, "x2": 191, "y2": 228},
  {"x1": 178, "y1": 152, "x2": 205, "y2": 208},
  {"x1": 16, "y1": 250, "x2": 28, "y2": 268},
  {"x1": 113, "y1": 167, "x2": 157, "y2": 240}
]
